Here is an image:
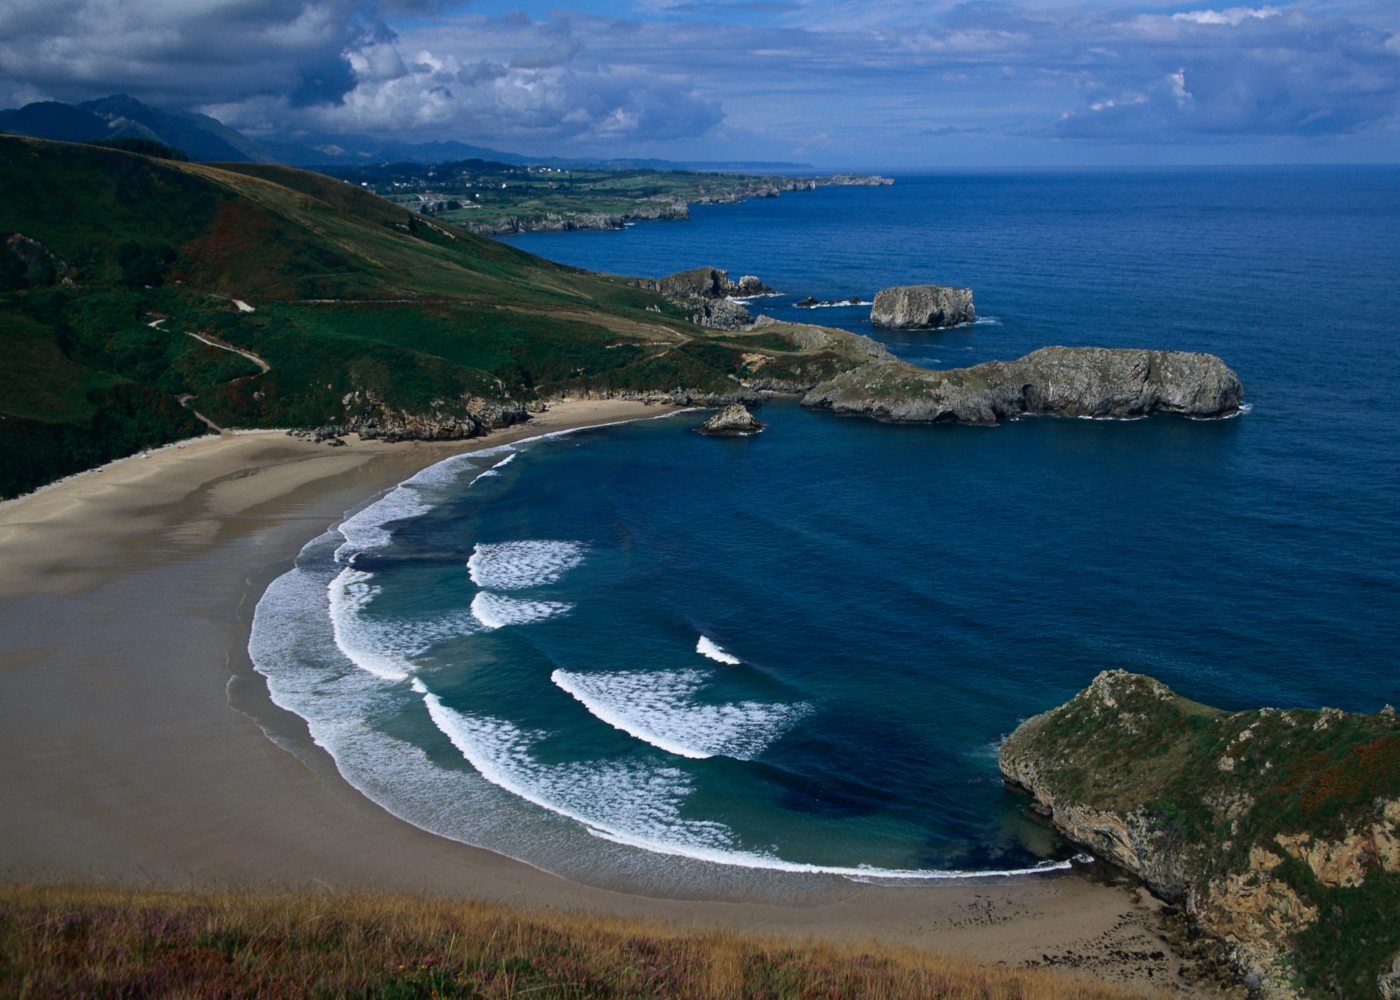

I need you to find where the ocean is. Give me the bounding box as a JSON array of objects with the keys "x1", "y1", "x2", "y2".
[{"x1": 250, "y1": 168, "x2": 1400, "y2": 900}]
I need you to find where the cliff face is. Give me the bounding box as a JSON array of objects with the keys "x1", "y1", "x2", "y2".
[
  {"x1": 1000, "y1": 670, "x2": 1400, "y2": 999},
  {"x1": 870, "y1": 284, "x2": 974, "y2": 330},
  {"x1": 631, "y1": 267, "x2": 772, "y2": 330},
  {"x1": 802, "y1": 346, "x2": 1243, "y2": 424}
]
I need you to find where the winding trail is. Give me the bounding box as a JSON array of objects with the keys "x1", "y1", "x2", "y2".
[
  {"x1": 145, "y1": 309, "x2": 272, "y2": 433},
  {"x1": 185, "y1": 330, "x2": 271, "y2": 375}
]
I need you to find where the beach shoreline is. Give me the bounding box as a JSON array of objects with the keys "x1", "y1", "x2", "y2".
[{"x1": 0, "y1": 400, "x2": 1204, "y2": 994}]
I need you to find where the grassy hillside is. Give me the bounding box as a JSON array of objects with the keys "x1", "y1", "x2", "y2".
[
  {"x1": 1001, "y1": 671, "x2": 1400, "y2": 999},
  {"x1": 0, "y1": 884, "x2": 1145, "y2": 1000},
  {"x1": 0, "y1": 136, "x2": 855, "y2": 497}
]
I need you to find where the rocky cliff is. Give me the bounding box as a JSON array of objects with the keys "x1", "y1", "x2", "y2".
[
  {"x1": 801, "y1": 346, "x2": 1243, "y2": 424},
  {"x1": 1000, "y1": 670, "x2": 1400, "y2": 999},
  {"x1": 870, "y1": 284, "x2": 975, "y2": 329},
  {"x1": 632, "y1": 267, "x2": 772, "y2": 330}
]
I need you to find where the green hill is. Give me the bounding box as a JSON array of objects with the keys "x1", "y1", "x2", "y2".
[
  {"x1": 1001, "y1": 671, "x2": 1400, "y2": 999},
  {"x1": 0, "y1": 136, "x2": 855, "y2": 497}
]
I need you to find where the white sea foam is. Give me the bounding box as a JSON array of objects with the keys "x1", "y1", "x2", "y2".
[
  {"x1": 467, "y1": 540, "x2": 587, "y2": 590},
  {"x1": 250, "y1": 410, "x2": 1085, "y2": 888},
  {"x1": 422, "y1": 693, "x2": 735, "y2": 845},
  {"x1": 973, "y1": 315, "x2": 1003, "y2": 326},
  {"x1": 471, "y1": 591, "x2": 573, "y2": 630},
  {"x1": 795, "y1": 299, "x2": 872, "y2": 308},
  {"x1": 421, "y1": 689, "x2": 1069, "y2": 880},
  {"x1": 727, "y1": 292, "x2": 779, "y2": 302},
  {"x1": 552, "y1": 668, "x2": 810, "y2": 760},
  {"x1": 696, "y1": 635, "x2": 741, "y2": 665},
  {"x1": 328, "y1": 567, "x2": 484, "y2": 681},
  {"x1": 328, "y1": 568, "x2": 412, "y2": 681},
  {"x1": 334, "y1": 484, "x2": 432, "y2": 563},
  {"x1": 474, "y1": 452, "x2": 518, "y2": 480},
  {"x1": 1190, "y1": 401, "x2": 1253, "y2": 421}
]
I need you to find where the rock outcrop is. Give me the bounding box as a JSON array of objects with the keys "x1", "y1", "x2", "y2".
[
  {"x1": 695, "y1": 403, "x2": 764, "y2": 436},
  {"x1": 633, "y1": 267, "x2": 771, "y2": 300},
  {"x1": 336, "y1": 389, "x2": 529, "y2": 443},
  {"x1": 870, "y1": 284, "x2": 974, "y2": 329},
  {"x1": 1000, "y1": 670, "x2": 1400, "y2": 998},
  {"x1": 801, "y1": 346, "x2": 1243, "y2": 424},
  {"x1": 632, "y1": 267, "x2": 774, "y2": 330}
]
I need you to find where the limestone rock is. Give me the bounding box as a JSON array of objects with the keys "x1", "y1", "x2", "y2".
[
  {"x1": 691, "y1": 296, "x2": 753, "y2": 331},
  {"x1": 695, "y1": 403, "x2": 763, "y2": 436},
  {"x1": 802, "y1": 346, "x2": 1243, "y2": 424},
  {"x1": 870, "y1": 284, "x2": 974, "y2": 330},
  {"x1": 633, "y1": 267, "x2": 771, "y2": 301},
  {"x1": 631, "y1": 267, "x2": 775, "y2": 330},
  {"x1": 999, "y1": 669, "x2": 1400, "y2": 998}
]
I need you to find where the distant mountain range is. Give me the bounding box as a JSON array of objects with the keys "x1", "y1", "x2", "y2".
[{"x1": 0, "y1": 94, "x2": 812, "y2": 173}]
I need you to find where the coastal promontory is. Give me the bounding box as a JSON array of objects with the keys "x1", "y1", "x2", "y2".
[
  {"x1": 1000, "y1": 670, "x2": 1400, "y2": 999},
  {"x1": 800, "y1": 346, "x2": 1243, "y2": 424},
  {"x1": 870, "y1": 284, "x2": 975, "y2": 330}
]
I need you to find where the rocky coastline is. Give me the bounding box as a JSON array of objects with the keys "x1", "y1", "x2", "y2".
[
  {"x1": 284, "y1": 262, "x2": 1246, "y2": 447},
  {"x1": 465, "y1": 175, "x2": 893, "y2": 236},
  {"x1": 1000, "y1": 670, "x2": 1400, "y2": 999},
  {"x1": 632, "y1": 267, "x2": 772, "y2": 330},
  {"x1": 800, "y1": 346, "x2": 1243, "y2": 424}
]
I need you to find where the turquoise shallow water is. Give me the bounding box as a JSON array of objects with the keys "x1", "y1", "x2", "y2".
[{"x1": 251, "y1": 169, "x2": 1400, "y2": 898}]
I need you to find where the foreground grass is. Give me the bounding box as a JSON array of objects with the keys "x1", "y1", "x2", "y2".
[{"x1": 0, "y1": 884, "x2": 1149, "y2": 999}]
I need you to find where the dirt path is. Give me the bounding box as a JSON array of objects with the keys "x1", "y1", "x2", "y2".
[{"x1": 185, "y1": 330, "x2": 271, "y2": 374}]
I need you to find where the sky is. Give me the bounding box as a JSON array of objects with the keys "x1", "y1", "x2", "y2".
[{"x1": 1, "y1": 0, "x2": 1397, "y2": 167}]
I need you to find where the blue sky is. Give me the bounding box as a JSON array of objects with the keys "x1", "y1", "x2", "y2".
[{"x1": 1, "y1": 0, "x2": 1397, "y2": 166}]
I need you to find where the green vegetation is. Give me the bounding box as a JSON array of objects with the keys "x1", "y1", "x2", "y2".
[
  {"x1": 1002, "y1": 672, "x2": 1400, "y2": 998},
  {"x1": 315, "y1": 158, "x2": 887, "y2": 235},
  {"x1": 0, "y1": 884, "x2": 1141, "y2": 999},
  {"x1": 0, "y1": 136, "x2": 876, "y2": 498},
  {"x1": 86, "y1": 137, "x2": 190, "y2": 161}
]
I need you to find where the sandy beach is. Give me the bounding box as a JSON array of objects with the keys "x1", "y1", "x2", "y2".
[{"x1": 0, "y1": 401, "x2": 1200, "y2": 995}]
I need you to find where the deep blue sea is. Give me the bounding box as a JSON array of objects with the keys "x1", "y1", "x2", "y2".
[{"x1": 251, "y1": 169, "x2": 1400, "y2": 899}]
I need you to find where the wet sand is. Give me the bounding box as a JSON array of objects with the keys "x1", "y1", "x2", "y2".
[{"x1": 0, "y1": 401, "x2": 1197, "y2": 995}]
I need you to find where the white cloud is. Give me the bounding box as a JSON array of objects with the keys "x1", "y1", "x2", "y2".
[
  {"x1": 2, "y1": 0, "x2": 1398, "y2": 159},
  {"x1": 1171, "y1": 7, "x2": 1280, "y2": 27}
]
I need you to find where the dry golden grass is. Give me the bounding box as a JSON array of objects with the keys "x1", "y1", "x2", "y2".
[{"x1": 0, "y1": 883, "x2": 1154, "y2": 999}]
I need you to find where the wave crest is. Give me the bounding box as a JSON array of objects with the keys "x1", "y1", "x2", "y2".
[
  {"x1": 697, "y1": 635, "x2": 741, "y2": 665},
  {"x1": 468, "y1": 540, "x2": 587, "y2": 590},
  {"x1": 551, "y1": 668, "x2": 810, "y2": 760}
]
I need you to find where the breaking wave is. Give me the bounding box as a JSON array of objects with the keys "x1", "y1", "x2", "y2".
[
  {"x1": 697, "y1": 635, "x2": 741, "y2": 664},
  {"x1": 470, "y1": 592, "x2": 573, "y2": 630},
  {"x1": 551, "y1": 668, "x2": 811, "y2": 760},
  {"x1": 467, "y1": 540, "x2": 587, "y2": 590}
]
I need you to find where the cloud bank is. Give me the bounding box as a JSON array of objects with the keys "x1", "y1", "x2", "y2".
[{"x1": 1, "y1": 0, "x2": 1397, "y2": 163}]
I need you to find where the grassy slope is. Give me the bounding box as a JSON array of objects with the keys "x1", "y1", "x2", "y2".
[
  {"x1": 0, "y1": 884, "x2": 1144, "y2": 1000},
  {"x1": 1006, "y1": 673, "x2": 1400, "y2": 998},
  {"x1": 0, "y1": 137, "x2": 854, "y2": 497}
]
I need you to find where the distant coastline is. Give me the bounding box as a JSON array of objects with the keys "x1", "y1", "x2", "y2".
[{"x1": 463, "y1": 174, "x2": 895, "y2": 237}]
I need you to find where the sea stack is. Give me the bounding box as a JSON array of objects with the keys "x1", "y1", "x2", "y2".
[
  {"x1": 695, "y1": 404, "x2": 764, "y2": 436},
  {"x1": 870, "y1": 284, "x2": 974, "y2": 330}
]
